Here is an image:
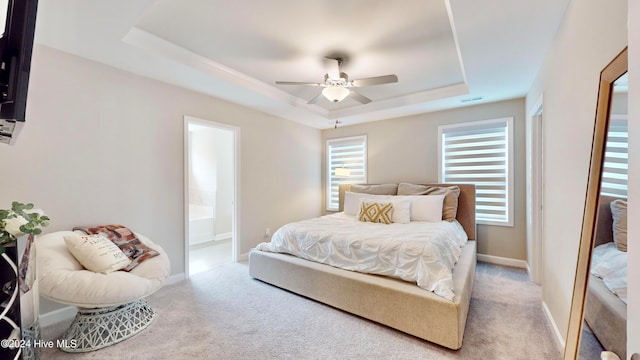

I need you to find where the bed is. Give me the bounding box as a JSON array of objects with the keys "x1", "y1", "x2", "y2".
[
  {"x1": 248, "y1": 183, "x2": 476, "y2": 350},
  {"x1": 584, "y1": 195, "x2": 627, "y2": 359}
]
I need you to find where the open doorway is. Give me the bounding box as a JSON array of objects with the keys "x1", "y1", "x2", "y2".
[{"x1": 184, "y1": 116, "x2": 238, "y2": 277}]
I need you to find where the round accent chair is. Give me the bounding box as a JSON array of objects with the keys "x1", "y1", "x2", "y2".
[{"x1": 37, "y1": 231, "x2": 170, "y2": 352}]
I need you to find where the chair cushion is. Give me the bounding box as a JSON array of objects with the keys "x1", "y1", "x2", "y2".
[{"x1": 37, "y1": 231, "x2": 171, "y2": 307}]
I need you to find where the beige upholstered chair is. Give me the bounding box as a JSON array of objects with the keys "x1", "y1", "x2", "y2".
[{"x1": 37, "y1": 231, "x2": 170, "y2": 352}]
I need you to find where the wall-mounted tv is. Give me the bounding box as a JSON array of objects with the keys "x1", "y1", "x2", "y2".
[{"x1": 0, "y1": 0, "x2": 38, "y2": 145}]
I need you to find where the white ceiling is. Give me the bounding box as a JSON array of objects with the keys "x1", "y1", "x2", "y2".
[{"x1": 33, "y1": 0, "x2": 570, "y2": 129}]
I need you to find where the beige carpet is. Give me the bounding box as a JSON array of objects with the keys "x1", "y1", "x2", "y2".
[{"x1": 41, "y1": 261, "x2": 562, "y2": 360}]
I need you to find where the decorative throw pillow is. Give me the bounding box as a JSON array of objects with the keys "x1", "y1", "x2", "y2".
[
  {"x1": 358, "y1": 202, "x2": 394, "y2": 224},
  {"x1": 347, "y1": 194, "x2": 410, "y2": 223},
  {"x1": 73, "y1": 225, "x2": 160, "y2": 271},
  {"x1": 397, "y1": 183, "x2": 460, "y2": 221},
  {"x1": 64, "y1": 233, "x2": 131, "y2": 274},
  {"x1": 610, "y1": 199, "x2": 627, "y2": 252}
]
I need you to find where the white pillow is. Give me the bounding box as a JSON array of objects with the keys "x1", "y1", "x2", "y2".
[
  {"x1": 64, "y1": 234, "x2": 131, "y2": 274},
  {"x1": 345, "y1": 192, "x2": 413, "y2": 223},
  {"x1": 385, "y1": 197, "x2": 411, "y2": 224},
  {"x1": 344, "y1": 192, "x2": 370, "y2": 216},
  {"x1": 398, "y1": 194, "x2": 445, "y2": 222}
]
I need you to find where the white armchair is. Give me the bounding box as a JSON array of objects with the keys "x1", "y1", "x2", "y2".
[{"x1": 37, "y1": 231, "x2": 170, "y2": 352}]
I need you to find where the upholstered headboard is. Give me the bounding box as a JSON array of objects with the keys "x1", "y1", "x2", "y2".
[
  {"x1": 338, "y1": 183, "x2": 476, "y2": 241},
  {"x1": 594, "y1": 195, "x2": 619, "y2": 247}
]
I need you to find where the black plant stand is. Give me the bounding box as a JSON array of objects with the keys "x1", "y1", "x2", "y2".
[{"x1": 1, "y1": 242, "x2": 23, "y2": 359}]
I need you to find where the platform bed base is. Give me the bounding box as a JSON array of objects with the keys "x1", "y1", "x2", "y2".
[{"x1": 249, "y1": 240, "x2": 476, "y2": 350}]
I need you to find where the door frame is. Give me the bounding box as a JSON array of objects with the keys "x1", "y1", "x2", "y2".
[
  {"x1": 183, "y1": 115, "x2": 241, "y2": 279},
  {"x1": 527, "y1": 95, "x2": 544, "y2": 284}
]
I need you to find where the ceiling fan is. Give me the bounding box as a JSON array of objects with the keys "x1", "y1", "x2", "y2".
[{"x1": 275, "y1": 57, "x2": 398, "y2": 105}]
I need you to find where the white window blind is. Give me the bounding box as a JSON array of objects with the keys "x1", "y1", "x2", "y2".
[
  {"x1": 326, "y1": 135, "x2": 367, "y2": 211},
  {"x1": 439, "y1": 117, "x2": 514, "y2": 226},
  {"x1": 601, "y1": 115, "x2": 628, "y2": 198}
]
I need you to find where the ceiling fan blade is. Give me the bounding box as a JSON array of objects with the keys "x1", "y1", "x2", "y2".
[
  {"x1": 307, "y1": 93, "x2": 324, "y2": 104},
  {"x1": 351, "y1": 74, "x2": 398, "y2": 87},
  {"x1": 275, "y1": 81, "x2": 323, "y2": 86},
  {"x1": 323, "y1": 58, "x2": 341, "y2": 79},
  {"x1": 349, "y1": 90, "x2": 372, "y2": 104}
]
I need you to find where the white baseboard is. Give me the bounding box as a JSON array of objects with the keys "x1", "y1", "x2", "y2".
[
  {"x1": 214, "y1": 232, "x2": 232, "y2": 241},
  {"x1": 476, "y1": 253, "x2": 527, "y2": 268},
  {"x1": 166, "y1": 272, "x2": 186, "y2": 285},
  {"x1": 39, "y1": 306, "x2": 76, "y2": 328},
  {"x1": 238, "y1": 252, "x2": 249, "y2": 262},
  {"x1": 542, "y1": 300, "x2": 565, "y2": 350}
]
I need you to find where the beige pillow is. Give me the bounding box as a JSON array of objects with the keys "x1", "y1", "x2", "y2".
[
  {"x1": 397, "y1": 183, "x2": 460, "y2": 221},
  {"x1": 64, "y1": 234, "x2": 131, "y2": 274},
  {"x1": 349, "y1": 184, "x2": 398, "y2": 195},
  {"x1": 358, "y1": 202, "x2": 393, "y2": 224},
  {"x1": 610, "y1": 199, "x2": 627, "y2": 252}
]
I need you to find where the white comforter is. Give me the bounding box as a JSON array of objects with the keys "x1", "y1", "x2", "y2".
[
  {"x1": 255, "y1": 213, "x2": 468, "y2": 301},
  {"x1": 591, "y1": 242, "x2": 627, "y2": 304}
]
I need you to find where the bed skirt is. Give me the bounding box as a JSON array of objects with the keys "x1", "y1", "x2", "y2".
[{"x1": 248, "y1": 240, "x2": 476, "y2": 350}]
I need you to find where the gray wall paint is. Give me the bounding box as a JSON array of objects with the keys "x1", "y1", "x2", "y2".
[{"x1": 322, "y1": 98, "x2": 527, "y2": 261}]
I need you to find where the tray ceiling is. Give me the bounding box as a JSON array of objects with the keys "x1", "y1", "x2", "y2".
[{"x1": 34, "y1": 0, "x2": 571, "y2": 128}]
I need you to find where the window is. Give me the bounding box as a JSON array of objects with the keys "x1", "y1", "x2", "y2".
[
  {"x1": 439, "y1": 117, "x2": 514, "y2": 226},
  {"x1": 326, "y1": 135, "x2": 367, "y2": 211},
  {"x1": 601, "y1": 115, "x2": 628, "y2": 198}
]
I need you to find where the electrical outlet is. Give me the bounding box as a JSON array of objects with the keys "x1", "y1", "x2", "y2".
[{"x1": 265, "y1": 228, "x2": 271, "y2": 237}]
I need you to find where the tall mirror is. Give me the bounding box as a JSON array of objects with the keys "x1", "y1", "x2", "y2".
[{"x1": 564, "y1": 47, "x2": 628, "y2": 360}]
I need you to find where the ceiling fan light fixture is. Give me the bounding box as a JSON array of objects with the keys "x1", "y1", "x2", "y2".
[{"x1": 322, "y1": 86, "x2": 350, "y2": 102}]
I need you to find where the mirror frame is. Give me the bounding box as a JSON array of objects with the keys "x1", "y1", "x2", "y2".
[{"x1": 564, "y1": 47, "x2": 628, "y2": 360}]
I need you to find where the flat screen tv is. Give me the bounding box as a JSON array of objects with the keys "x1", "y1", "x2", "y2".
[{"x1": 0, "y1": 0, "x2": 38, "y2": 144}]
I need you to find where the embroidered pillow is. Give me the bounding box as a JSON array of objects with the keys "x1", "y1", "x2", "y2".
[
  {"x1": 358, "y1": 202, "x2": 394, "y2": 224},
  {"x1": 73, "y1": 225, "x2": 160, "y2": 271},
  {"x1": 64, "y1": 234, "x2": 131, "y2": 274}
]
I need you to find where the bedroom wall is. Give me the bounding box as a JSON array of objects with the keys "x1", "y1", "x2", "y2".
[
  {"x1": 0, "y1": 45, "x2": 323, "y2": 312},
  {"x1": 322, "y1": 98, "x2": 527, "y2": 262},
  {"x1": 525, "y1": 0, "x2": 627, "y2": 344}
]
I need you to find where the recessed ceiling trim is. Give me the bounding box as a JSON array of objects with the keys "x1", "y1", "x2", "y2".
[
  {"x1": 445, "y1": 0, "x2": 468, "y2": 85},
  {"x1": 123, "y1": 28, "x2": 326, "y2": 112},
  {"x1": 123, "y1": 27, "x2": 332, "y2": 125},
  {"x1": 32, "y1": 0, "x2": 572, "y2": 130},
  {"x1": 330, "y1": 82, "x2": 468, "y2": 119}
]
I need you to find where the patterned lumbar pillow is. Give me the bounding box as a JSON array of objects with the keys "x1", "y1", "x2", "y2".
[{"x1": 358, "y1": 201, "x2": 394, "y2": 224}]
